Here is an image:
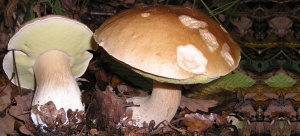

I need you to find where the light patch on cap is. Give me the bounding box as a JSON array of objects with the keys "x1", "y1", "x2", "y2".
[
  {"x1": 220, "y1": 25, "x2": 228, "y2": 33},
  {"x1": 141, "y1": 13, "x2": 150, "y2": 17},
  {"x1": 199, "y1": 29, "x2": 219, "y2": 52},
  {"x1": 221, "y1": 43, "x2": 234, "y2": 66},
  {"x1": 178, "y1": 15, "x2": 207, "y2": 29},
  {"x1": 177, "y1": 44, "x2": 207, "y2": 74}
]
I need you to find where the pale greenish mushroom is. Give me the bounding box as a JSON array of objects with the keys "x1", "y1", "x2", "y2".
[{"x1": 3, "y1": 15, "x2": 97, "y2": 127}]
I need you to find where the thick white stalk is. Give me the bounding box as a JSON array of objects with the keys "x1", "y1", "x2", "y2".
[
  {"x1": 126, "y1": 80, "x2": 181, "y2": 127},
  {"x1": 31, "y1": 50, "x2": 84, "y2": 126}
]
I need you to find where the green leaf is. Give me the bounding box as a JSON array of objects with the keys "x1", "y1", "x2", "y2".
[
  {"x1": 53, "y1": 0, "x2": 62, "y2": 15},
  {"x1": 23, "y1": 0, "x2": 37, "y2": 22},
  {"x1": 210, "y1": 72, "x2": 256, "y2": 90},
  {"x1": 185, "y1": 72, "x2": 255, "y2": 97},
  {"x1": 184, "y1": 72, "x2": 255, "y2": 105},
  {"x1": 264, "y1": 73, "x2": 296, "y2": 88},
  {"x1": 251, "y1": 61, "x2": 270, "y2": 73}
]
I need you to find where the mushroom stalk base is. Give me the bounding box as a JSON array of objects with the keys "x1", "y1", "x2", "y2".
[
  {"x1": 125, "y1": 80, "x2": 181, "y2": 127},
  {"x1": 31, "y1": 50, "x2": 84, "y2": 126}
]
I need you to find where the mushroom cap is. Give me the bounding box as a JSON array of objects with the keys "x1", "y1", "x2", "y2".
[
  {"x1": 94, "y1": 6, "x2": 240, "y2": 84},
  {"x1": 3, "y1": 15, "x2": 97, "y2": 89}
]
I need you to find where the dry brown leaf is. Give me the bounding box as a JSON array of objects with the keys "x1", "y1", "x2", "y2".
[
  {"x1": 180, "y1": 96, "x2": 217, "y2": 112},
  {"x1": 250, "y1": 122, "x2": 271, "y2": 135},
  {"x1": 264, "y1": 100, "x2": 296, "y2": 117},
  {"x1": 4, "y1": 0, "x2": 19, "y2": 27},
  {"x1": 32, "y1": 101, "x2": 67, "y2": 128},
  {"x1": 263, "y1": 92, "x2": 278, "y2": 99},
  {"x1": 290, "y1": 122, "x2": 300, "y2": 134},
  {"x1": 181, "y1": 112, "x2": 228, "y2": 135},
  {"x1": 0, "y1": 110, "x2": 15, "y2": 135},
  {"x1": 98, "y1": 68, "x2": 109, "y2": 83},
  {"x1": 230, "y1": 17, "x2": 252, "y2": 35},
  {"x1": 269, "y1": 17, "x2": 292, "y2": 37},
  {"x1": 89, "y1": 128, "x2": 99, "y2": 136},
  {"x1": 110, "y1": 75, "x2": 122, "y2": 88},
  {"x1": 9, "y1": 92, "x2": 33, "y2": 123},
  {"x1": 9, "y1": 104, "x2": 31, "y2": 124},
  {"x1": 117, "y1": 84, "x2": 148, "y2": 97},
  {"x1": 234, "y1": 100, "x2": 256, "y2": 117},
  {"x1": 0, "y1": 32, "x2": 9, "y2": 51},
  {"x1": 270, "y1": 117, "x2": 291, "y2": 136},
  {"x1": 284, "y1": 93, "x2": 297, "y2": 100},
  {"x1": 244, "y1": 92, "x2": 256, "y2": 100},
  {"x1": 9, "y1": 93, "x2": 35, "y2": 135},
  {"x1": 269, "y1": 17, "x2": 292, "y2": 29},
  {"x1": 32, "y1": 4, "x2": 42, "y2": 17},
  {"x1": 91, "y1": 87, "x2": 126, "y2": 128},
  {"x1": 0, "y1": 86, "x2": 12, "y2": 112},
  {"x1": 14, "y1": 92, "x2": 32, "y2": 111},
  {"x1": 19, "y1": 125, "x2": 34, "y2": 136}
]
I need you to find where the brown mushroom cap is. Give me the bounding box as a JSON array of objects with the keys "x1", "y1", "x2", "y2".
[{"x1": 94, "y1": 6, "x2": 241, "y2": 84}]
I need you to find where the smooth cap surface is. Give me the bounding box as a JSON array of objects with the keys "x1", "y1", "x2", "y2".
[{"x1": 94, "y1": 6, "x2": 241, "y2": 84}]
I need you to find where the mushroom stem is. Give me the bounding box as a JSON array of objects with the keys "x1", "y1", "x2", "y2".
[
  {"x1": 126, "y1": 80, "x2": 181, "y2": 127},
  {"x1": 31, "y1": 50, "x2": 84, "y2": 126}
]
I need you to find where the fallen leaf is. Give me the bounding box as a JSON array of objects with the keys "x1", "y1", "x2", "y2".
[
  {"x1": 230, "y1": 17, "x2": 252, "y2": 31},
  {"x1": 250, "y1": 122, "x2": 271, "y2": 135},
  {"x1": 0, "y1": 32, "x2": 9, "y2": 51},
  {"x1": 244, "y1": 92, "x2": 256, "y2": 100},
  {"x1": 87, "y1": 87, "x2": 126, "y2": 129},
  {"x1": 19, "y1": 125, "x2": 34, "y2": 136},
  {"x1": 284, "y1": 92, "x2": 297, "y2": 100},
  {"x1": 117, "y1": 84, "x2": 148, "y2": 97},
  {"x1": 264, "y1": 100, "x2": 296, "y2": 117},
  {"x1": 263, "y1": 92, "x2": 278, "y2": 99},
  {"x1": 234, "y1": 100, "x2": 256, "y2": 117},
  {"x1": 290, "y1": 122, "x2": 300, "y2": 134},
  {"x1": 14, "y1": 92, "x2": 32, "y2": 111},
  {"x1": 270, "y1": 117, "x2": 291, "y2": 136},
  {"x1": 0, "y1": 110, "x2": 15, "y2": 135},
  {"x1": 181, "y1": 112, "x2": 228, "y2": 134},
  {"x1": 9, "y1": 93, "x2": 36, "y2": 135},
  {"x1": 32, "y1": 101, "x2": 67, "y2": 128},
  {"x1": 0, "y1": 86, "x2": 12, "y2": 112},
  {"x1": 180, "y1": 96, "x2": 217, "y2": 112}
]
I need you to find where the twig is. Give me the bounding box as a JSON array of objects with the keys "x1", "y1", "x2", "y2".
[
  {"x1": 78, "y1": 89, "x2": 96, "y2": 135},
  {"x1": 12, "y1": 50, "x2": 22, "y2": 95}
]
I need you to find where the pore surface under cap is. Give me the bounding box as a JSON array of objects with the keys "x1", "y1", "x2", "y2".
[{"x1": 3, "y1": 15, "x2": 97, "y2": 89}]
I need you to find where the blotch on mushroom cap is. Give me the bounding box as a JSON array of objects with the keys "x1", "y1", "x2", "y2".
[
  {"x1": 179, "y1": 15, "x2": 207, "y2": 29},
  {"x1": 141, "y1": 13, "x2": 150, "y2": 17},
  {"x1": 177, "y1": 44, "x2": 207, "y2": 74},
  {"x1": 221, "y1": 43, "x2": 234, "y2": 67},
  {"x1": 199, "y1": 29, "x2": 219, "y2": 52}
]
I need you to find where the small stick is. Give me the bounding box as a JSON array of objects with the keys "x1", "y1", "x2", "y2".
[{"x1": 12, "y1": 50, "x2": 22, "y2": 95}]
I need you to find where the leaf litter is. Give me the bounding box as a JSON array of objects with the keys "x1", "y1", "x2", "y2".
[{"x1": 2, "y1": 0, "x2": 300, "y2": 135}]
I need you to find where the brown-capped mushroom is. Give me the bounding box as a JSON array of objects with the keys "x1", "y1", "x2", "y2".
[{"x1": 94, "y1": 5, "x2": 240, "y2": 127}]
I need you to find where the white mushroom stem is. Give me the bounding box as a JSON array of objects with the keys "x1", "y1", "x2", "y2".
[
  {"x1": 126, "y1": 80, "x2": 181, "y2": 127},
  {"x1": 31, "y1": 50, "x2": 84, "y2": 126}
]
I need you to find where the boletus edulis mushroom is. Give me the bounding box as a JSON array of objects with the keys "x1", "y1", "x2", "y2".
[
  {"x1": 2, "y1": 15, "x2": 97, "y2": 128},
  {"x1": 94, "y1": 5, "x2": 241, "y2": 127}
]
